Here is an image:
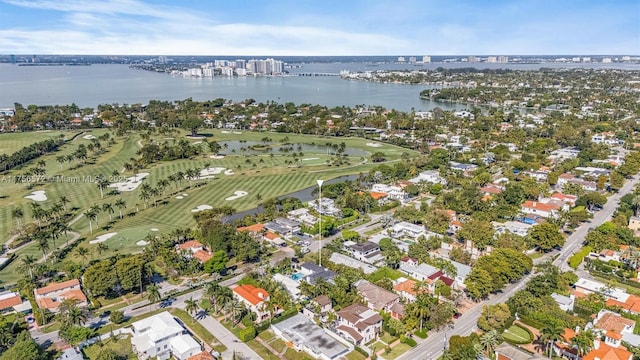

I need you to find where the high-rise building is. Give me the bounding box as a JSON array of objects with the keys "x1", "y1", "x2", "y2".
[
  {"x1": 497, "y1": 56, "x2": 509, "y2": 63},
  {"x1": 486, "y1": 56, "x2": 497, "y2": 63},
  {"x1": 468, "y1": 56, "x2": 478, "y2": 63},
  {"x1": 158, "y1": 56, "x2": 167, "y2": 64},
  {"x1": 398, "y1": 56, "x2": 405, "y2": 62},
  {"x1": 235, "y1": 59, "x2": 246, "y2": 69},
  {"x1": 409, "y1": 56, "x2": 417, "y2": 63},
  {"x1": 422, "y1": 56, "x2": 431, "y2": 63}
]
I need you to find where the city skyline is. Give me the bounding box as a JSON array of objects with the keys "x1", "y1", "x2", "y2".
[{"x1": 0, "y1": 0, "x2": 638, "y2": 56}]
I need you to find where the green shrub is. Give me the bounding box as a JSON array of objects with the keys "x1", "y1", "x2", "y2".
[
  {"x1": 354, "y1": 346, "x2": 368, "y2": 357},
  {"x1": 239, "y1": 326, "x2": 256, "y2": 342},
  {"x1": 402, "y1": 337, "x2": 417, "y2": 347},
  {"x1": 414, "y1": 330, "x2": 428, "y2": 339},
  {"x1": 568, "y1": 246, "x2": 591, "y2": 269}
]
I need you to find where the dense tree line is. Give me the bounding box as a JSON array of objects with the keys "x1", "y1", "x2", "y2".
[
  {"x1": 0, "y1": 137, "x2": 65, "y2": 172},
  {"x1": 464, "y1": 248, "x2": 533, "y2": 300}
]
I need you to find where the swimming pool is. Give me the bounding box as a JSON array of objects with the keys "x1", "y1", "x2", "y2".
[{"x1": 291, "y1": 272, "x2": 305, "y2": 281}]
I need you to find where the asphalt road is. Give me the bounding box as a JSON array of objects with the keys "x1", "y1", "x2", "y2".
[{"x1": 399, "y1": 174, "x2": 640, "y2": 360}]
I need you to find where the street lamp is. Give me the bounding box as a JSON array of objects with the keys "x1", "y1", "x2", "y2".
[{"x1": 317, "y1": 179, "x2": 324, "y2": 267}]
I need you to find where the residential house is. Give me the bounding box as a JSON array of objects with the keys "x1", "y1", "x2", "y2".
[
  {"x1": 335, "y1": 303, "x2": 383, "y2": 345},
  {"x1": 57, "y1": 347, "x2": 83, "y2": 360},
  {"x1": 308, "y1": 197, "x2": 342, "y2": 217},
  {"x1": 272, "y1": 313, "x2": 350, "y2": 360},
  {"x1": 187, "y1": 352, "x2": 216, "y2": 360},
  {"x1": 275, "y1": 218, "x2": 301, "y2": 235},
  {"x1": 599, "y1": 249, "x2": 621, "y2": 263},
  {"x1": 550, "y1": 193, "x2": 578, "y2": 207},
  {"x1": 34, "y1": 279, "x2": 87, "y2": 313},
  {"x1": 522, "y1": 170, "x2": 549, "y2": 182},
  {"x1": 371, "y1": 184, "x2": 408, "y2": 202},
  {"x1": 582, "y1": 340, "x2": 632, "y2": 360},
  {"x1": 298, "y1": 262, "x2": 337, "y2": 285},
  {"x1": 629, "y1": 216, "x2": 640, "y2": 235},
  {"x1": 344, "y1": 241, "x2": 384, "y2": 265},
  {"x1": 391, "y1": 221, "x2": 426, "y2": 240},
  {"x1": 574, "y1": 278, "x2": 628, "y2": 302},
  {"x1": 557, "y1": 173, "x2": 576, "y2": 187},
  {"x1": 590, "y1": 310, "x2": 640, "y2": 348},
  {"x1": 354, "y1": 280, "x2": 402, "y2": 318},
  {"x1": 398, "y1": 260, "x2": 455, "y2": 291},
  {"x1": 232, "y1": 284, "x2": 270, "y2": 322},
  {"x1": 521, "y1": 200, "x2": 561, "y2": 219},
  {"x1": 480, "y1": 184, "x2": 504, "y2": 200},
  {"x1": 0, "y1": 291, "x2": 24, "y2": 313},
  {"x1": 449, "y1": 162, "x2": 478, "y2": 175},
  {"x1": 178, "y1": 240, "x2": 212, "y2": 263},
  {"x1": 130, "y1": 312, "x2": 201, "y2": 360},
  {"x1": 493, "y1": 221, "x2": 533, "y2": 237},
  {"x1": 287, "y1": 208, "x2": 317, "y2": 227},
  {"x1": 409, "y1": 170, "x2": 447, "y2": 185},
  {"x1": 551, "y1": 293, "x2": 575, "y2": 312},
  {"x1": 568, "y1": 178, "x2": 598, "y2": 192},
  {"x1": 237, "y1": 223, "x2": 265, "y2": 240},
  {"x1": 393, "y1": 278, "x2": 419, "y2": 303},
  {"x1": 303, "y1": 295, "x2": 333, "y2": 323},
  {"x1": 605, "y1": 293, "x2": 640, "y2": 315},
  {"x1": 369, "y1": 191, "x2": 389, "y2": 205},
  {"x1": 329, "y1": 253, "x2": 377, "y2": 275}
]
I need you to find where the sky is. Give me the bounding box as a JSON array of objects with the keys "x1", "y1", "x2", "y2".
[{"x1": 0, "y1": 0, "x2": 638, "y2": 56}]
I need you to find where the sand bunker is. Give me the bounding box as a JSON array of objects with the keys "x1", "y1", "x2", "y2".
[
  {"x1": 176, "y1": 196, "x2": 184, "y2": 199},
  {"x1": 225, "y1": 191, "x2": 248, "y2": 201},
  {"x1": 192, "y1": 141, "x2": 202, "y2": 145},
  {"x1": 89, "y1": 232, "x2": 117, "y2": 244},
  {"x1": 224, "y1": 169, "x2": 234, "y2": 175},
  {"x1": 82, "y1": 134, "x2": 96, "y2": 140},
  {"x1": 209, "y1": 155, "x2": 225, "y2": 159},
  {"x1": 191, "y1": 204, "x2": 214, "y2": 213},
  {"x1": 302, "y1": 158, "x2": 319, "y2": 161},
  {"x1": 150, "y1": 228, "x2": 159, "y2": 232},
  {"x1": 366, "y1": 142, "x2": 383, "y2": 148},
  {"x1": 232, "y1": 131, "x2": 242, "y2": 134},
  {"x1": 136, "y1": 240, "x2": 149, "y2": 246},
  {"x1": 182, "y1": 193, "x2": 188, "y2": 196},
  {"x1": 109, "y1": 173, "x2": 150, "y2": 192},
  {"x1": 25, "y1": 190, "x2": 47, "y2": 202},
  {"x1": 186, "y1": 135, "x2": 205, "y2": 139},
  {"x1": 221, "y1": 131, "x2": 230, "y2": 134}
]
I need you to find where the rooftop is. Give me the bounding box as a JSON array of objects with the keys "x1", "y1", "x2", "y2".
[
  {"x1": 233, "y1": 284, "x2": 269, "y2": 305},
  {"x1": 272, "y1": 313, "x2": 349, "y2": 360},
  {"x1": 35, "y1": 279, "x2": 81, "y2": 296}
]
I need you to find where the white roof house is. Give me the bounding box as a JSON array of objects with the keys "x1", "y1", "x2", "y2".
[{"x1": 130, "y1": 312, "x2": 201, "y2": 360}]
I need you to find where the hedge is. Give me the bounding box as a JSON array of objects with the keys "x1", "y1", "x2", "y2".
[
  {"x1": 518, "y1": 315, "x2": 545, "y2": 330},
  {"x1": 354, "y1": 346, "x2": 369, "y2": 357},
  {"x1": 402, "y1": 337, "x2": 417, "y2": 347},
  {"x1": 239, "y1": 326, "x2": 256, "y2": 342},
  {"x1": 271, "y1": 308, "x2": 299, "y2": 324},
  {"x1": 503, "y1": 324, "x2": 534, "y2": 345},
  {"x1": 568, "y1": 246, "x2": 592, "y2": 269}
]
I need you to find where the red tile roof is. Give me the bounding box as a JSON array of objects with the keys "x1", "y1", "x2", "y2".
[
  {"x1": 369, "y1": 192, "x2": 388, "y2": 200},
  {"x1": 237, "y1": 223, "x2": 265, "y2": 233},
  {"x1": 606, "y1": 295, "x2": 640, "y2": 314},
  {"x1": 179, "y1": 240, "x2": 204, "y2": 250},
  {"x1": 264, "y1": 232, "x2": 280, "y2": 241},
  {"x1": 36, "y1": 289, "x2": 87, "y2": 310},
  {"x1": 0, "y1": 293, "x2": 22, "y2": 311},
  {"x1": 193, "y1": 250, "x2": 213, "y2": 263},
  {"x1": 188, "y1": 351, "x2": 216, "y2": 360},
  {"x1": 233, "y1": 284, "x2": 269, "y2": 306},
  {"x1": 35, "y1": 279, "x2": 81, "y2": 296},
  {"x1": 522, "y1": 200, "x2": 559, "y2": 212},
  {"x1": 582, "y1": 342, "x2": 632, "y2": 360}
]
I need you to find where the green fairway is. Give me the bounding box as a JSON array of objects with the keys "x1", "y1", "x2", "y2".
[
  {"x1": 0, "y1": 130, "x2": 67, "y2": 154},
  {"x1": 0, "y1": 128, "x2": 418, "y2": 283}
]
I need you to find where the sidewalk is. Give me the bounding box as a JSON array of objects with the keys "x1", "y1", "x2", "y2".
[{"x1": 176, "y1": 303, "x2": 261, "y2": 360}]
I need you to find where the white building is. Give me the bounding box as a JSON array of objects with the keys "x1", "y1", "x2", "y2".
[
  {"x1": 272, "y1": 313, "x2": 350, "y2": 360},
  {"x1": 371, "y1": 184, "x2": 408, "y2": 202},
  {"x1": 409, "y1": 170, "x2": 447, "y2": 185},
  {"x1": 130, "y1": 312, "x2": 201, "y2": 360}
]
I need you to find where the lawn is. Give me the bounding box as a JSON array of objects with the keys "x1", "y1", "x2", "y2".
[
  {"x1": 382, "y1": 342, "x2": 412, "y2": 360},
  {"x1": 81, "y1": 334, "x2": 135, "y2": 360},
  {"x1": 503, "y1": 324, "x2": 533, "y2": 344},
  {"x1": 0, "y1": 130, "x2": 67, "y2": 154},
  {"x1": 96, "y1": 308, "x2": 167, "y2": 335},
  {"x1": 246, "y1": 339, "x2": 281, "y2": 360},
  {"x1": 284, "y1": 348, "x2": 315, "y2": 360},
  {"x1": 0, "y1": 128, "x2": 418, "y2": 283},
  {"x1": 169, "y1": 308, "x2": 227, "y2": 352},
  {"x1": 369, "y1": 267, "x2": 404, "y2": 282},
  {"x1": 344, "y1": 350, "x2": 368, "y2": 360}
]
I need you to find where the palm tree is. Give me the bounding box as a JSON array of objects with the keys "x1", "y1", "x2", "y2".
[
  {"x1": 11, "y1": 207, "x2": 24, "y2": 230},
  {"x1": 77, "y1": 246, "x2": 89, "y2": 265},
  {"x1": 225, "y1": 299, "x2": 246, "y2": 325},
  {"x1": 58, "y1": 196, "x2": 69, "y2": 212},
  {"x1": 36, "y1": 237, "x2": 50, "y2": 261},
  {"x1": 479, "y1": 330, "x2": 502, "y2": 356},
  {"x1": 205, "y1": 283, "x2": 221, "y2": 312},
  {"x1": 67, "y1": 306, "x2": 87, "y2": 326},
  {"x1": 146, "y1": 284, "x2": 161, "y2": 307},
  {"x1": 84, "y1": 209, "x2": 97, "y2": 234},
  {"x1": 184, "y1": 297, "x2": 199, "y2": 323},
  {"x1": 216, "y1": 287, "x2": 234, "y2": 315},
  {"x1": 20, "y1": 255, "x2": 37, "y2": 279},
  {"x1": 102, "y1": 202, "x2": 115, "y2": 222},
  {"x1": 139, "y1": 190, "x2": 151, "y2": 209},
  {"x1": 90, "y1": 205, "x2": 101, "y2": 227},
  {"x1": 96, "y1": 175, "x2": 110, "y2": 199},
  {"x1": 540, "y1": 322, "x2": 564, "y2": 358},
  {"x1": 633, "y1": 195, "x2": 640, "y2": 216},
  {"x1": 96, "y1": 243, "x2": 109, "y2": 255},
  {"x1": 114, "y1": 199, "x2": 126, "y2": 219},
  {"x1": 571, "y1": 330, "x2": 595, "y2": 357}
]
